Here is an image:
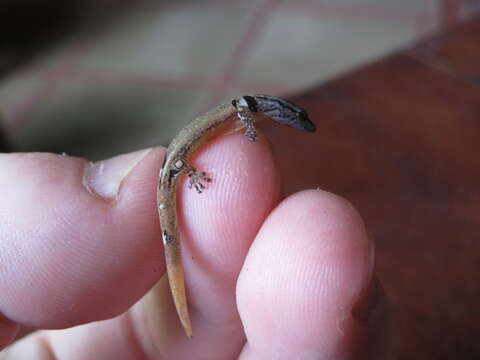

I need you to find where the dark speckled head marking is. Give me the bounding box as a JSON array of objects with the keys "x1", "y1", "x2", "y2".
[{"x1": 252, "y1": 94, "x2": 316, "y2": 132}]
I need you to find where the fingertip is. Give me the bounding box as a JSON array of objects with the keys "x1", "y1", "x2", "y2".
[
  {"x1": 237, "y1": 189, "x2": 379, "y2": 358},
  {"x1": 180, "y1": 130, "x2": 281, "y2": 275},
  {"x1": 144, "y1": 131, "x2": 282, "y2": 357}
]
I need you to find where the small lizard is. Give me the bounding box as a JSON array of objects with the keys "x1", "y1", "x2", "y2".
[{"x1": 157, "y1": 95, "x2": 315, "y2": 337}]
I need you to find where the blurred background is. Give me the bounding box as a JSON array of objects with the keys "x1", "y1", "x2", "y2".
[{"x1": 0, "y1": 0, "x2": 479, "y2": 160}]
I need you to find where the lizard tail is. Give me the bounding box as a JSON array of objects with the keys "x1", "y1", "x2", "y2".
[{"x1": 164, "y1": 241, "x2": 193, "y2": 338}]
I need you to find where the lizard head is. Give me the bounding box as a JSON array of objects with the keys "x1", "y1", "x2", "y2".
[{"x1": 233, "y1": 95, "x2": 316, "y2": 132}]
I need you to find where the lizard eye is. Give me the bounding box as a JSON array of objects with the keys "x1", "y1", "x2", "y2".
[{"x1": 235, "y1": 96, "x2": 259, "y2": 112}]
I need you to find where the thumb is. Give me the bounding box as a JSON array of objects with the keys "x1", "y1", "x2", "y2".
[{"x1": 0, "y1": 148, "x2": 165, "y2": 348}]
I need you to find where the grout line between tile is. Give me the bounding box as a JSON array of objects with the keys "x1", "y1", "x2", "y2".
[
  {"x1": 8, "y1": 63, "x2": 75, "y2": 130},
  {"x1": 69, "y1": 68, "x2": 293, "y2": 94},
  {"x1": 7, "y1": 37, "x2": 102, "y2": 130},
  {"x1": 281, "y1": 3, "x2": 437, "y2": 23},
  {"x1": 205, "y1": 0, "x2": 280, "y2": 107},
  {"x1": 439, "y1": 0, "x2": 462, "y2": 27},
  {"x1": 5, "y1": 62, "x2": 295, "y2": 131}
]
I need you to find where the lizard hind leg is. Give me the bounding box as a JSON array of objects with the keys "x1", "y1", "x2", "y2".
[{"x1": 185, "y1": 164, "x2": 211, "y2": 194}]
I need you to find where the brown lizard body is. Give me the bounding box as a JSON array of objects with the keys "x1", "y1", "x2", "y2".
[{"x1": 157, "y1": 95, "x2": 315, "y2": 337}]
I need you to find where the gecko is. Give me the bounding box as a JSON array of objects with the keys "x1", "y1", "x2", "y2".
[{"x1": 157, "y1": 95, "x2": 315, "y2": 337}]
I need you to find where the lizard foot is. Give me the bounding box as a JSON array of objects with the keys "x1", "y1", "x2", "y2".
[{"x1": 187, "y1": 168, "x2": 211, "y2": 193}]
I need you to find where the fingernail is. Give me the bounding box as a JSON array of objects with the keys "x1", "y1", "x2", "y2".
[
  {"x1": 352, "y1": 234, "x2": 378, "y2": 322},
  {"x1": 83, "y1": 148, "x2": 152, "y2": 199}
]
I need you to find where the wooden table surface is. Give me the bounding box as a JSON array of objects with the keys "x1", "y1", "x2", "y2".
[{"x1": 261, "y1": 15, "x2": 480, "y2": 359}]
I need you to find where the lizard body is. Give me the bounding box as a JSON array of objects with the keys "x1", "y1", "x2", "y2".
[{"x1": 157, "y1": 95, "x2": 315, "y2": 337}]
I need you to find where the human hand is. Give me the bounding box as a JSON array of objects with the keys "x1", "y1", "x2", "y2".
[{"x1": 0, "y1": 131, "x2": 388, "y2": 359}]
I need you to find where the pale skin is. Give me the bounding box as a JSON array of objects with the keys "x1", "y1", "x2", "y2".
[
  {"x1": 157, "y1": 95, "x2": 316, "y2": 337},
  {"x1": 0, "y1": 106, "x2": 390, "y2": 358}
]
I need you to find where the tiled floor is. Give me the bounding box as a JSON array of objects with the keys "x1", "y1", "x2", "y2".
[{"x1": 1, "y1": 0, "x2": 479, "y2": 159}]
